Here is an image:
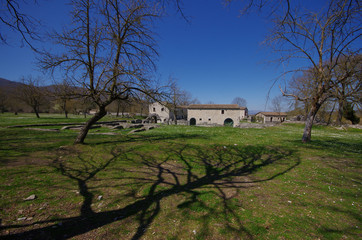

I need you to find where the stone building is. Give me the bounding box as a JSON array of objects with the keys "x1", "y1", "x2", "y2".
[
  {"x1": 148, "y1": 102, "x2": 172, "y2": 123},
  {"x1": 255, "y1": 112, "x2": 287, "y2": 123},
  {"x1": 187, "y1": 104, "x2": 248, "y2": 127},
  {"x1": 148, "y1": 102, "x2": 187, "y2": 123},
  {"x1": 148, "y1": 102, "x2": 248, "y2": 127}
]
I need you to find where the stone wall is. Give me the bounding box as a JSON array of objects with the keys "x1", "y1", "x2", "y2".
[
  {"x1": 188, "y1": 108, "x2": 241, "y2": 127},
  {"x1": 148, "y1": 102, "x2": 172, "y2": 123}
]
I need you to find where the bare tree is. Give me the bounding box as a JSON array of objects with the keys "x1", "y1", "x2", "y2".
[
  {"x1": 271, "y1": 95, "x2": 286, "y2": 122},
  {"x1": 272, "y1": 0, "x2": 361, "y2": 142},
  {"x1": 51, "y1": 80, "x2": 78, "y2": 118},
  {"x1": 231, "y1": 97, "x2": 247, "y2": 107},
  {"x1": 271, "y1": 95, "x2": 282, "y2": 112},
  {"x1": 166, "y1": 76, "x2": 195, "y2": 124},
  {"x1": 331, "y1": 54, "x2": 362, "y2": 125},
  {"x1": 16, "y1": 75, "x2": 46, "y2": 118},
  {"x1": 41, "y1": 0, "x2": 161, "y2": 144},
  {"x1": 0, "y1": 0, "x2": 40, "y2": 51}
]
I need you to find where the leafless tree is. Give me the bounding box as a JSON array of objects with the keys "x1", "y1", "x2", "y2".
[
  {"x1": 52, "y1": 80, "x2": 78, "y2": 118},
  {"x1": 0, "y1": 0, "x2": 40, "y2": 51},
  {"x1": 271, "y1": 95, "x2": 285, "y2": 122},
  {"x1": 231, "y1": 97, "x2": 247, "y2": 107},
  {"x1": 16, "y1": 75, "x2": 46, "y2": 118},
  {"x1": 271, "y1": 95, "x2": 282, "y2": 112},
  {"x1": 40, "y1": 0, "x2": 162, "y2": 144},
  {"x1": 331, "y1": 54, "x2": 362, "y2": 125},
  {"x1": 166, "y1": 76, "x2": 196, "y2": 124},
  {"x1": 271, "y1": 0, "x2": 361, "y2": 142}
]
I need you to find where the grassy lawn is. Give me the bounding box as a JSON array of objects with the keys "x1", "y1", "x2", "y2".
[{"x1": 0, "y1": 113, "x2": 361, "y2": 239}]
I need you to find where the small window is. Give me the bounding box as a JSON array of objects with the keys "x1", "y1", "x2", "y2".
[
  {"x1": 199, "y1": 118, "x2": 202, "y2": 121},
  {"x1": 161, "y1": 108, "x2": 164, "y2": 111},
  {"x1": 221, "y1": 110, "x2": 224, "y2": 114},
  {"x1": 208, "y1": 118, "x2": 211, "y2": 121},
  {"x1": 153, "y1": 107, "x2": 156, "y2": 112}
]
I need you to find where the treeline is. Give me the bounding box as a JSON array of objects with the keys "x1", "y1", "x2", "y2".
[
  {"x1": 288, "y1": 100, "x2": 361, "y2": 125},
  {"x1": 0, "y1": 77, "x2": 149, "y2": 118}
]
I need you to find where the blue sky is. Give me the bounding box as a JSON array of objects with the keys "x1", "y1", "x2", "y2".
[{"x1": 0, "y1": 0, "x2": 295, "y2": 111}]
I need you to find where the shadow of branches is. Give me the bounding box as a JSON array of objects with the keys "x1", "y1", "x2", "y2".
[{"x1": 0, "y1": 144, "x2": 300, "y2": 240}]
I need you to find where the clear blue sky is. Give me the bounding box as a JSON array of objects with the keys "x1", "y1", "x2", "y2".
[{"x1": 0, "y1": 0, "x2": 299, "y2": 111}]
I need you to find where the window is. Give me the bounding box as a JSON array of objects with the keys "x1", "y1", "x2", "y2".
[
  {"x1": 208, "y1": 118, "x2": 211, "y2": 121},
  {"x1": 161, "y1": 108, "x2": 164, "y2": 111},
  {"x1": 153, "y1": 107, "x2": 156, "y2": 112},
  {"x1": 221, "y1": 110, "x2": 224, "y2": 114},
  {"x1": 199, "y1": 118, "x2": 202, "y2": 121}
]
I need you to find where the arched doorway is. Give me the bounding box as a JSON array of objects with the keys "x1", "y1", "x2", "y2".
[
  {"x1": 224, "y1": 118, "x2": 234, "y2": 126},
  {"x1": 149, "y1": 115, "x2": 158, "y2": 123},
  {"x1": 190, "y1": 118, "x2": 196, "y2": 126}
]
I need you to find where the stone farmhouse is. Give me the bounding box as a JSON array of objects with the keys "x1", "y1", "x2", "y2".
[
  {"x1": 188, "y1": 104, "x2": 247, "y2": 127},
  {"x1": 148, "y1": 102, "x2": 248, "y2": 127},
  {"x1": 255, "y1": 112, "x2": 287, "y2": 123},
  {"x1": 148, "y1": 102, "x2": 187, "y2": 123}
]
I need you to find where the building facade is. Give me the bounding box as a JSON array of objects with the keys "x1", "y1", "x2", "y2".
[
  {"x1": 148, "y1": 102, "x2": 172, "y2": 123},
  {"x1": 187, "y1": 104, "x2": 248, "y2": 127},
  {"x1": 255, "y1": 112, "x2": 287, "y2": 123},
  {"x1": 148, "y1": 103, "x2": 248, "y2": 126}
]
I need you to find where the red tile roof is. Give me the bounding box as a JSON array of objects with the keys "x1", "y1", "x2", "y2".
[
  {"x1": 188, "y1": 104, "x2": 247, "y2": 110},
  {"x1": 257, "y1": 112, "x2": 287, "y2": 116}
]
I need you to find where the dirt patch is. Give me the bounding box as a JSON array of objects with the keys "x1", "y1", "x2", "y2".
[
  {"x1": 213, "y1": 175, "x2": 256, "y2": 199},
  {"x1": 1, "y1": 153, "x2": 55, "y2": 167}
]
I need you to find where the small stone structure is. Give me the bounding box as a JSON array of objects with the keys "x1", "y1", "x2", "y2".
[{"x1": 255, "y1": 112, "x2": 287, "y2": 123}]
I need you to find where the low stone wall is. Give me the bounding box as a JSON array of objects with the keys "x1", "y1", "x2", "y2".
[{"x1": 238, "y1": 122, "x2": 280, "y2": 129}]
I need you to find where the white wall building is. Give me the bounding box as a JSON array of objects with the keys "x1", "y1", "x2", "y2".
[
  {"x1": 148, "y1": 103, "x2": 248, "y2": 126},
  {"x1": 187, "y1": 104, "x2": 248, "y2": 127},
  {"x1": 148, "y1": 102, "x2": 173, "y2": 123}
]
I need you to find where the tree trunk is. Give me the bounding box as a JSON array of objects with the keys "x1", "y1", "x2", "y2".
[
  {"x1": 336, "y1": 99, "x2": 344, "y2": 126},
  {"x1": 173, "y1": 109, "x2": 177, "y2": 125},
  {"x1": 63, "y1": 101, "x2": 68, "y2": 118},
  {"x1": 302, "y1": 103, "x2": 321, "y2": 143},
  {"x1": 33, "y1": 106, "x2": 40, "y2": 118},
  {"x1": 326, "y1": 101, "x2": 336, "y2": 126},
  {"x1": 74, "y1": 107, "x2": 107, "y2": 144},
  {"x1": 116, "y1": 101, "x2": 120, "y2": 117}
]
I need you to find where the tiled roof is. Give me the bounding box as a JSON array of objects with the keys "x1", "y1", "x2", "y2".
[
  {"x1": 188, "y1": 104, "x2": 246, "y2": 110},
  {"x1": 257, "y1": 112, "x2": 287, "y2": 116}
]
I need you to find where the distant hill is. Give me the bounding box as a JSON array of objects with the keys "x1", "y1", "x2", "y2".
[
  {"x1": 248, "y1": 110, "x2": 263, "y2": 115},
  {"x1": 0, "y1": 78, "x2": 22, "y2": 88}
]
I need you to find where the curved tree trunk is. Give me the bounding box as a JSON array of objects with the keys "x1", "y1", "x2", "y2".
[
  {"x1": 302, "y1": 102, "x2": 322, "y2": 143},
  {"x1": 74, "y1": 106, "x2": 107, "y2": 144}
]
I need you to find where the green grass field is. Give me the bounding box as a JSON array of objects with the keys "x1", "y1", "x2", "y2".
[{"x1": 0, "y1": 113, "x2": 361, "y2": 239}]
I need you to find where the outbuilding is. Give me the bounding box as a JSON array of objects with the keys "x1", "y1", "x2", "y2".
[{"x1": 255, "y1": 112, "x2": 287, "y2": 123}]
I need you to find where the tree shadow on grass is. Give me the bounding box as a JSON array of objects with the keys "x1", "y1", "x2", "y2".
[
  {"x1": 87, "y1": 132, "x2": 211, "y2": 146},
  {"x1": 0, "y1": 144, "x2": 300, "y2": 240},
  {"x1": 288, "y1": 139, "x2": 362, "y2": 156}
]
